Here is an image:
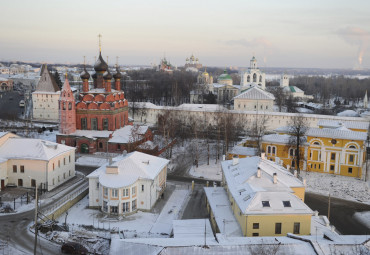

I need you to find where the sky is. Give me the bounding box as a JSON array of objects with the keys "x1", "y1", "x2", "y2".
[{"x1": 1, "y1": 0, "x2": 370, "y2": 69}]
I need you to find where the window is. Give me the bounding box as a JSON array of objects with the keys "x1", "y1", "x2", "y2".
[
  {"x1": 123, "y1": 188, "x2": 129, "y2": 197},
  {"x1": 96, "y1": 182, "x2": 99, "y2": 189},
  {"x1": 283, "y1": 201, "x2": 291, "y2": 207},
  {"x1": 64, "y1": 158, "x2": 66, "y2": 165},
  {"x1": 331, "y1": 153, "x2": 335, "y2": 160},
  {"x1": 81, "y1": 118, "x2": 87, "y2": 130},
  {"x1": 262, "y1": 201, "x2": 270, "y2": 207},
  {"x1": 132, "y1": 199, "x2": 137, "y2": 211},
  {"x1": 104, "y1": 187, "x2": 108, "y2": 196},
  {"x1": 69, "y1": 170, "x2": 71, "y2": 176},
  {"x1": 111, "y1": 206, "x2": 118, "y2": 214},
  {"x1": 275, "y1": 223, "x2": 282, "y2": 234},
  {"x1": 253, "y1": 223, "x2": 259, "y2": 229},
  {"x1": 99, "y1": 142, "x2": 103, "y2": 149},
  {"x1": 69, "y1": 155, "x2": 71, "y2": 163},
  {"x1": 91, "y1": 118, "x2": 98, "y2": 130},
  {"x1": 252, "y1": 233, "x2": 259, "y2": 236},
  {"x1": 272, "y1": 147, "x2": 276, "y2": 154},
  {"x1": 13, "y1": 165, "x2": 17, "y2": 173},
  {"x1": 247, "y1": 75, "x2": 250, "y2": 82},
  {"x1": 63, "y1": 173, "x2": 66, "y2": 179},
  {"x1": 349, "y1": 145, "x2": 356, "y2": 149},
  {"x1": 253, "y1": 73, "x2": 257, "y2": 82},
  {"x1": 122, "y1": 202, "x2": 130, "y2": 212},
  {"x1": 330, "y1": 165, "x2": 335, "y2": 171},
  {"x1": 68, "y1": 102, "x2": 72, "y2": 110},
  {"x1": 141, "y1": 185, "x2": 144, "y2": 192},
  {"x1": 349, "y1": 155, "x2": 354, "y2": 163},
  {"x1": 289, "y1": 148, "x2": 294, "y2": 156},
  {"x1": 112, "y1": 189, "x2": 118, "y2": 198},
  {"x1": 18, "y1": 179, "x2": 23, "y2": 187},
  {"x1": 117, "y1": 144, "x2": 121, "y2": 150},
  {"x1": 348, "y1": 167, "x2": 353, "y2": 174},
  {"x1": 313, "y1": 142, "x2": 320, "y2": 145},
  {"x1": 132, "y1": 186, "x2": 136, "y2": 196},
  {"x1": 103, "y1": 201, "x2": 108, "y2": 212},
  {"x1": 58, "y1": 176, "x2": 60, "y2": 182},
  {"x1": 20, "y1": 165, "x2": 24, "y2": 173},
  {"x1": 58, "y1": 160, "x2": 60, "y2": 168},
  {"x1": 293, "y1": 222, "x2": 300, "y2": 234},
  {"x1": 267, "y1": 146, "x2": 271, "y2": 154}
]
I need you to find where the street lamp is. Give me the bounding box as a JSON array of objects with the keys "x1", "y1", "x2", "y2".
[{"x1": 29, "y1": 176, "x2": 38, "y2": 255}]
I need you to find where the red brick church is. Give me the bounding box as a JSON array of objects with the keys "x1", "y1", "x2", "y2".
[{"x1": 56, "y1": 47, "x2": 156, "y2": 154}]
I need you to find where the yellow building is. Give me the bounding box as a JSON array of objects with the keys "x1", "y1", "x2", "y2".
[
  {"x1": 262, "y1": 125, "x2": 367, "y2": 178},
  {"x1": 305, "y1": 127, "x2": 366, "y2": 178},
  {"x1": 262, "y1": 134, "x2": 306, "y2": 170},
  {"x1": 207, "y1": 156, "x2": 313, "y2": 237},
  {"x1": 317, "y1": 120, "x2": 369, "y2": 133}
]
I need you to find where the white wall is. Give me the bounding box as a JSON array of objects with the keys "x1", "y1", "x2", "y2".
[{"x1": 32, "y1": 92, "x2": 60, "y2": 121}]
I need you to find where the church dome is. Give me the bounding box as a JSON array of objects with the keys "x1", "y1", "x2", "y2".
[
  {"x1": 80, "y1": 68, "x2": 90, "y2": 80},
  {"x1": 94, "y1": 52, "x2": 108, "y2": 72},
  {"x1": 218, "y1": 69, "x2": 232, "y2": 80},
  {"x1": 113, "y1": 66, "x2": 122, "y2": 80},
  {"x1": 103, "y1": 69, "x2": 112, "y2": 80}
]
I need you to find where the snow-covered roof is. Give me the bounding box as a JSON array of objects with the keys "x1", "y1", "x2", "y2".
[
  {"x1": 203, "y1": 187, "x2": 243, "y2": 237},
  {"x1": 0, "y1": 77, "x2": 9, "y2": 81},
  {"x1": 262, "y1": 134, "x2": 291, "y2": 144},
  {"x1": 109, "y1": 125, "x2": 148, "y2": 144},
  {"x1": 221, "y1": 157, "x2": 311, "y2": 215},
  {"x1": 137, "y1": 140, "x2": 156, "y2": 150},
  {"x1": 317, "y1": 120, "x2": 369, "y2": 131},
  {"x1": 172, "y1": 219, "x2": 213, "y2": 239},
  {"x1": 177, "y1": 104, "x2": 228, "y2": 112},
  {"x1": 337, "y1": 110, "x2": 359, "y2": 117},
  {"x1": 0, "y1": 138, "x2": 74, "y2": 161},
  {"x1": 234, "y1": 86, "x2": 275, "y2": 100},
  {"x1": 229, "y1": 146, "x2": 257, "y2": 156},
  {"x1": 88, "y1": 151, "x2": 169, "y2": 188},
  {"x1": 306, "y1": 127, "x2": 367, "y2": 141},
  {"x1": 70, "y1": 130, "x2": 112, "y2": 139}
]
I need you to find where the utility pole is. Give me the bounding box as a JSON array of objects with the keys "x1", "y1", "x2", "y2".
[
  {"x1": 33, "y1": 182, "x2": 38, "y2": 255},
  {"x1": 327, "y1": 191, "x2": 331, "y2": 221}
]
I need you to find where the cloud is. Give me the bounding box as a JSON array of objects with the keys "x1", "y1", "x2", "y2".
[{"x1": 337, "y1": 26, "x2": 370, "y2": 65}]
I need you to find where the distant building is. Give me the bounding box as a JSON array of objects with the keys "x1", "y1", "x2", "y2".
[
  {"x1": 205, "y1": 156, "x2": 313, "y2": 237},
  {"x1": 213, "y1": 70, "x2": 239, "y2": 104},
  {"x1": 157, "y1": 57, "x2": 173, "y2": 73},
  {"x1": 240, "y1": 56, "x2": 266, "y2": 91},
  {"x1": 0, "y1": 77, "x2": 13, "y2": 91},
  {"x1": 87, "y1": 151, "x2": 169, "y2": 215},
  {"x1": 190, "y1": 69, "x2": 214, "y2": 104},
  {"x1": 280, "y1": 74, "x2": 313, "y2": 100},
  {"x1": 184, "y1": 54, "x2": 202, "y2": 70},
  {"x1": 0, "y1": 132, "x2": 75, "y2": 191},
  {"x1": 32, "y1": 64, "x2": 60, "y2": 122}
]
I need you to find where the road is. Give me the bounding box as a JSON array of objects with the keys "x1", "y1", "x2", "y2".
[
  {"x1": 0, "y1": 91, "x2": 24, "y2": 119},
  {"x1": 181, "y1": 184, "x2": 209, "y2": 219},
  {"x1": 305, "y1": 192, "x2": 370, "y2": 235}
]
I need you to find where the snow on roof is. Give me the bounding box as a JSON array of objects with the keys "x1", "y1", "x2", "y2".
[
  {"x1": 317, "y1": 120, "x2": 369, "y2": 131},
  {"x1": 0, "y1": 132, "x2": 9, "y2": 138},
  {"x1": 337, "y1": 110, "x2": 359, "y2": 117},
  {"x1": 0, "y1": 138, "x2": 74, "y2": 161},
  {"x1": 262, "y1": 134, "x2": 291, "y2": 144},
  {"x1": 177, "y1": 104, "x2": 228, "y2": 112},
  {"x1": 221, "y1": 157, "x2": 311, "y2": 215},
  {"x1": 306, "y1": 127, "x2": 367, "y2": 141},
  {"x1": 0, "y1": 77, "x2": 9, "y2": 81},
  {"x1": 230, "y1": 146, "x2": 257, "y2": 156},
  {"x1": 109, "y1": 125, "x2": 148, "y2": 144},
  {"x1": 137, "y1": 140, "x2": 156, "y2": 150},
  {"x1": 172, "y1": 219, "x2": 213, "y2": 239},
  {"x1": 234, "y1": 86, "x2": 275, "y2": 100},
  {"x1": 203, "y1": 187, "x2": 243, "y2": 237},
  {"x1": 70, "y1": 130, "x2": 112, "y2": 139},
  {"x1": 88, "y1": 151, "x2": 169, "y2": 188}
]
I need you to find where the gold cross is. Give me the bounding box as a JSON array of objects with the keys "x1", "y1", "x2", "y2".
[{"x1": 98, "y1": 34, "x2": 102, "y2": 52}]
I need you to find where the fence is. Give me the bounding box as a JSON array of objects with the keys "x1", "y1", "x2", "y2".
[{"x1": 0, "y1": 191, "x2": 34, "y2": 212}]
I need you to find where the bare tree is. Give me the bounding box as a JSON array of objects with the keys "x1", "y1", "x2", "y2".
[
  {"x1": 248, "y1": 113, "x2": 268, "y2": 155},
  {"x1": 272, "y1": 86, "x2": 286, "y2": 112},
  {"x1": 287, "y1": 114, "x2": 308, "y2": 174}
]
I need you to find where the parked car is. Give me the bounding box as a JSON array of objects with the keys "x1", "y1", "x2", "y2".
[
  {"x1": 19, "y1": 100, "x2": 25, "y2": 107},
  {"x1": 61, "y1": 242, "x2": 88, "y2": 255}
]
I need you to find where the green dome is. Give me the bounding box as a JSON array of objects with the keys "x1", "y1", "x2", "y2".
[{"x1": 218, "y1": 69, "x2": 232, "y2": 80}]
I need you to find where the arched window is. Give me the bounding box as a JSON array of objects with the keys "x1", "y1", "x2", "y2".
[
  {"x1": 247, "y1": 75, "x2": 250, "y2": 82},
  {"x1": 289, "y1": 148, "x2": 294, "y2": 156},
  {"x1": 259, "y1": 75, "x2": 262, "y2": 82},
  {"x1": 68, "y1": 102, "x2": 72, "y2": 110},
  {"x1": 63, "y1": 102, "x2": 66, "y2": 110},
  {"x1": 253, "y1": 73, "x2": 257, "y2": 82},
  {"x1": 349, "y1": 145, "x2": 357, "y2": 149},
  {"x1": 313, "y1": 142, "x2": 320, "y2": 145}
]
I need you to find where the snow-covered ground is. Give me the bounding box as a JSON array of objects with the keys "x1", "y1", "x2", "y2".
[
  {"x1": 188, "y1": 162, "x2": 222, "y2": 181},
  {"x1": 300, "y1": 171, "x2": 370, "y2": 204}
]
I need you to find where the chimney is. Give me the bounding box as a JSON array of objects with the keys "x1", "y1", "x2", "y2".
[
  {"x1": 261, "y1": 153, "x2": 265, "y2": 160},
  {"x1": 294, "y1": 170, "x2": 297, "y2": 178},
  {"x1": 257, "y1": 167, "x2": 261, "y2": 178},
  {"x1": 232, "y1": 156, "x2": 239, "y2": 166},
  {"x1": 273, "y1": 173, "x2": 277, "y2": 184}
]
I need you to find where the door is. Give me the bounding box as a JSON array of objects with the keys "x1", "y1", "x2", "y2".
[
  {"x1": 80, "y1": 143, "x2": 89, "y2": 154},
  {"x1": 18, "y1": 179, "x2": 23, "y2": 187},
  {"x1": 1, "y1": 179, "x2": 4, "y2": 190}
]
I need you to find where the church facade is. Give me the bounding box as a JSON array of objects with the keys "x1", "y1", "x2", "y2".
[
  {"x1": 56, "y1": 46, "x2": 155, "y2": 155},
  {"x1": 240, "y1": 56, "x2": 266, "y2": 91}
]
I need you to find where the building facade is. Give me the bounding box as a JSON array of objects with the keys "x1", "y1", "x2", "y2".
[
  {"x1": 240, "y1": 56, "x2": 266, "y2": 91},
  {"x1": 87, "y1": 151, "x2": 169, "y2": 215},
  {"x1": 0, "y1": 77, "x2": 13, "y2": 91},
  {"x1": 233, "y1": 86, "x2": 275, "y2": 112}
]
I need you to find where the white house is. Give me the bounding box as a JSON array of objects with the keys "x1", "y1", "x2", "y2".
[
  {"x1": 0, "y1": 132, "x2": 75, "y2": 191},
  {"x1": 233, "y1": 85, "x2": 275, "y2": 112},
  {"x1": 87, "y1": 151, "x2": 169, "y2": 215},
  {"x1": 32, "y1": 64, "x2": 60, "y2": 122},
  {"x1": 280, "y1": 74, "x2": 313, "y2": 100}
]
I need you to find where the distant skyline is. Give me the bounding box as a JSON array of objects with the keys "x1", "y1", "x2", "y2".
[{"x1": 1, "y1": 0, "x2": 370, "y2": 69}]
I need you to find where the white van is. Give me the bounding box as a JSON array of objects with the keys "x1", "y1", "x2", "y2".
[{"x1": 19, "y1": 100, "x2": 25, "y2": 107}]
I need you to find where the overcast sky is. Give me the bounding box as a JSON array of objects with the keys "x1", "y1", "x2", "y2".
[{"x1": 1, "y1": 0, "x2": 370, "y2": 68}]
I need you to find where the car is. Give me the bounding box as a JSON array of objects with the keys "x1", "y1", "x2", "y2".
[
  {"x1": 61, "y1": 242, "x2": 88, "y2": 255},
  {"x1": 19, "y1": 100, "x2": 25, "y2": 107}
]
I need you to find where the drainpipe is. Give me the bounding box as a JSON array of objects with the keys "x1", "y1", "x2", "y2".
[{"x1": 45, "y1": 160, "x2": 48, "y2": 192}]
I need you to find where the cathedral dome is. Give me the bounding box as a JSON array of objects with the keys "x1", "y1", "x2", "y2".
[
  {"x1": 113, "y1": 67, "x2": 122, "y2": 80},
  {"x1": 80, "y1": 68, "x2": 90, "y2": 80},
  {"x1": 94, "y1": 52, "x2": 108, "y2": 72},
  {"x1": 103, "y1": 69, "x2": 112, "y2": 80}
]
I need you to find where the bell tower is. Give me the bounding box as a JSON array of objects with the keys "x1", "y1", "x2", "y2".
[{"x1": 59, "y1": 75, "x2": 76, "y2": 134}]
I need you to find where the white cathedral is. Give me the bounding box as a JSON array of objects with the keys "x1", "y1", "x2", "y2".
[{"x1": 240, "y1": 56, "x2": 266, "y2": 91}]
